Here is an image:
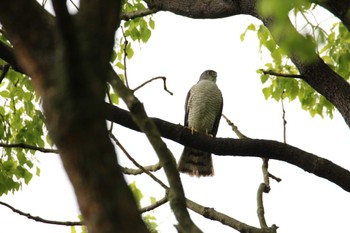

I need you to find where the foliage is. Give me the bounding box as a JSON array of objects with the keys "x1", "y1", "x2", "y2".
[
  {"x1": 239, "y1": 2, "x2": 350, "y2": 118},
  {"x1": 0, "y1": 52, "x2": 45, "y2": 195},
  {"x1": 108, "y1": 0, "x2": 156, "y2": 105}
]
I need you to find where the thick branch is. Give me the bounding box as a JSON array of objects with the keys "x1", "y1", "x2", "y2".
[
  {"x1": 105, "y1": 103, "x2": 350, "y2": 193},
  {"x1": 0, "y1": 0, "x2": 54, "y2": 80},
  {"x1": 144, "y1": 0, "x2": 240, "y2": 19}
]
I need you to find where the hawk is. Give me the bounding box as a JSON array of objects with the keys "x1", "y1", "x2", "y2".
[{"x1": 178, "y1": 70, "x2": 223, "y2": 177}]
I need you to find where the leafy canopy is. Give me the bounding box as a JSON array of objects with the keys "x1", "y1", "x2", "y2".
[{"x1": 241, "y1": 2, "x2": 349, "y2": 118}]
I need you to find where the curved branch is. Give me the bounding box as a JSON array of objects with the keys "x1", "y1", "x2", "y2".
[
  {"x1": 104, "y1": 103, "x2": 350, "y2": 193},
  {"x1": 186, "y1": 199, "x2": 277, "y2": 233}
]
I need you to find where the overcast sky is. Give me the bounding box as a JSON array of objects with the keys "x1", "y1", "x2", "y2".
[{"x1": 1, "y1": 5, "x2": 350, "y2": 233}]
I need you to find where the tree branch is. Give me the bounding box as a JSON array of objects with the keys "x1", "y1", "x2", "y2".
[
  {"x1": 120, "y1": 163, "x2": 162, "y2": 175},
  {"x1": 104, "y1": 103, "x2": 350, "y2": 193},
  {"x1": 260, "y1": 69, "x2": 304, "y2": 79},
  {"x1": 110, "y1": 133, "x2": 168, "y2": 190},
  {"x1": 0, "y1": 142, "x2": 58, "y2": 153},
  {"x1": 0, "y1": 200, "x2": 83, "y2": 226},
  {"x1": 140, "y1": 196, "x2": 168, "y2": 213},
  {"x1": 186, "y1": 199, "x2": 277, "y2": 233},
  {"x1": 133, "y1": 76, "x2": 174, "y2": 95}
]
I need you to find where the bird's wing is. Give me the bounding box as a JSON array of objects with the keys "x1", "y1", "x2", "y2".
[
  {"x1": 211, "y1": 94, "x2": 223, "y2": 137},
  {"x1": 184, "y1": 88, "x2": 192, "y2": 127}
]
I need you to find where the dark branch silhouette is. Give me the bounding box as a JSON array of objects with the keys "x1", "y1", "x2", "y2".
[
  {"x1": 0, "y1": 201, "x2": 83, "y2": 226},
  {"x1": 104, "y1": 103, "x2": 350, "y2": 193}
]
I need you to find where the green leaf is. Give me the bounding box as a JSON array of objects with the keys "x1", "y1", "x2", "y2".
[
  {"x1": 262, "y1": 86, "x2": 272, "y2": 99},
  {"x1": 129, "y1": 181, "x2": 143, "y2": 208}
]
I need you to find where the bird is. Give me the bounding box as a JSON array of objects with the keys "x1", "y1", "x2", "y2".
[{"x1": 177, "y1": 70, "x2": 223, "y2": 177}]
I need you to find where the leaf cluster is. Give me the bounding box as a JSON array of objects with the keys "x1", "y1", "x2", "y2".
[
  {"x1": 240, "y1": 4, "x2": 343, "y2": 119},
  {"x1": 108, "y1": 0, "x2": 155, "y2": 105},
  {"x1": 0, "y1": 57, "x2": 47, "y2": 195}
]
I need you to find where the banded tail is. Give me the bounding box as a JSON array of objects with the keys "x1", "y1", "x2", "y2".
[{"x1": 178, "y1": 147, "x2": 214, "y2": 177}]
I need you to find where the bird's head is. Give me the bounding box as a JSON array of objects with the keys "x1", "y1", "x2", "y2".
[{"x1": 199, "y1": 70, "x2": 217, "y2": 82}]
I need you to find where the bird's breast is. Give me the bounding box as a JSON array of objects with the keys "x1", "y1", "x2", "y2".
[{"x1": 187, "y1": 80, "x2": 222, "y2": 133}]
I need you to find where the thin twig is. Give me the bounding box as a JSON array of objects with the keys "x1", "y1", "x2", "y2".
[
  {"x1": 268, "y1": 173, "x2": 282, "y2": 182},
  {"x1": 256, "y1": 183, "x2": 268, "y2": 228},
  {"x1": 0, "y1": 201, "x2": 83, "y2": 226},
  {"x1": 222, "y1": 114, "x2": 247, "y2": 139},
  {"x1": 120, "y1": 163, "x2": 162, "y2": 175},
  {"x1": 68, "y1": 0, "x2": 79, "y2": 10},
  {"x1": 120, "y1": 27, "x2": 129, "y2": 88},
  {"x1": 281, "y1": 91, "x2": 287, "y2": 143},
  {"x1": 133, "y1": 76, "x2": 173, "y2": 95},
  {"x1": 260, "y1": 69, "x2": 303, "y2": 79},
  {"x1": 140, "y1": 196, "x2": 168, "y2": 213},
  {"x1": 109, "y1": 133, "x2": 168, "y2": 190},
  {"x1": 0, "y1": 142, "x2": 58, "y2": 153},
  {"x1": 262, "y1": 158, "x2": 270, "y2": 190}
]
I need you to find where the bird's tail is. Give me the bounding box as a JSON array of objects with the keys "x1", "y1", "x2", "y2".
[{"x1": 177, "y1": 147, "x2": 214, "y2": 177}]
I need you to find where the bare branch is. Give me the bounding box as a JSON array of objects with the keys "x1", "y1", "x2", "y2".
[
  {"x1": 133, "y1": 76, "x2": 174, "y2": 95},
  {"x1": 120, "y1": 163, "x2": 162, "y2": 175},
  {"x1": 0, "y1": 201, "x2": 83, "y2": 226},
  {"x1": 0, "y1": 142, "x2": 58, "y2": 153},
  {"x1": 110, "y1": 133, "x2": 168, "y2": 190},
  {"x1": 140, "y1": 196, "x2": 168, "y2": 213},
  {"x1": 105, "y1": 103, "x2": 350, "y2": 193},
  {"x1": 120, "y1": 27, "x2": 130, "y2": 88},
  {"x1": 269, "y1": 173, "x2": 282, "y2": 182},
  {"x1": 186, "y1": 198, "x2": 277, "y2": 233},
  {"x1": 257, "y1": 183, "x2": 269, "y2": 228},
  {"x1": 281, "y1": 92, "x2": 287, "y2": 143},
  {"x1": 260, "y1": 69, "x2": 304, "y2": 79},
  {"x1": 222, "y1": 114, "x2": 247, "y2": 139}
]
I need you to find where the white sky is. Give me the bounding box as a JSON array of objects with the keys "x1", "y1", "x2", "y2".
[{"x1": 1, "y1": 7, "x2": 350, "y2": 233}]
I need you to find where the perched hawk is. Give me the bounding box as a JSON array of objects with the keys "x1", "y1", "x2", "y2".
[{"x1": 178, "y1": 70, "x2": 223, "y2": 177}]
